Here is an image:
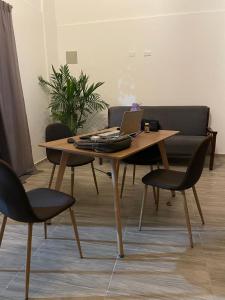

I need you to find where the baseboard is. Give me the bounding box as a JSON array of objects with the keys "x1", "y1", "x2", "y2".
[{"x1": 34, "y1": 156, "x2": 47, "y2": 166}]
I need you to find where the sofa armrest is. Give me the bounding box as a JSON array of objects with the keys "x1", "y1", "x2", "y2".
[
  {"x1": 206, "y1": 128, "x2": 217, "y2": 170},
  {"x1": 207, "y1": 127, "x2": 217, "y2": 136}
]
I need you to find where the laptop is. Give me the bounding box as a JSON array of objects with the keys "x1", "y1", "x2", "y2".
[{"x1": 99, "y1": 110, "x2": 144, "y2": 138}]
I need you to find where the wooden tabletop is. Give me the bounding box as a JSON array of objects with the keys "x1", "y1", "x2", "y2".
[{"x1": 40, "y1": 129, "x2": 178, "y2": 160}]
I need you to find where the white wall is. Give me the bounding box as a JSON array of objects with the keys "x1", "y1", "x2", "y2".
[
  {"x1": 7, "y1": 0, "x2": 58, "y2": 163},
  {"x1": 42, "y1": 0, "x2": 59, "y2": 74},
  {"x1": 55, "y1": 0, "x2": 225, "y2": 153}
]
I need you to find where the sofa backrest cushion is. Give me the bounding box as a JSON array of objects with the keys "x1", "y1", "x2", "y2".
[{"x1": 108, "y1": 106, "x2": 209, "y2": 136}]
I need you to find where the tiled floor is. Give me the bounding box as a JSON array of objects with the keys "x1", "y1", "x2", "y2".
[{"x1": 1, "y1": 157, "x2": 225, "y2": 299}]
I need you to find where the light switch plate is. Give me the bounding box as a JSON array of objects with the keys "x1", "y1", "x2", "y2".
[
  {"x1": 66, "y1": 51, "x2": 78, "y2": 64},
  {"x1": 129, "y1": 51, "x2": 136, "y2": 57},
  {"x1": 144, "y1": 51, "x2": 152, "y2": 57}
]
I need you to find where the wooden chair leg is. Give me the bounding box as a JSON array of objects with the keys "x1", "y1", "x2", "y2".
[
  {"x1": 25, "y1": 223, "x2": 33, "y2": 300},
  {"x1": 171, "y1": 190, "x2": 176, "y2": 197},
  {"x1": 48, "y1": 164, "x2": 56, "y2": 188},
  {"x1": 71, "y1": 167, "x2": 75, "y2": 197},
  {"x1": 99, "y1": 158, "x2": 103, "y2": 165},
  {"x1": 69, "y1": 208, "x2": 83, "y2": 258},
  {"x1": 139, "y1": 185, "x2": 148, "y2": 231},
  {"x1": 149, "y1": 166, "x2": 157, "y2": 204},
  {"x1": 153, "y1": 187, "x2": 157, "y2": 205},
  {"x1": 156, "y1": 188, "x2": 160, "y2": 211},
  {"x1": 91, "y1": 162, "x2": 99, "y2": 194},
  {"x1": 0, "y1": 215, "x2": 7, "y2": 247},
  {"x1": 192, "y1": 186, "x2": 205, "y2": 225},
  {"x1": 120, "y1": 164, "x2": 127, "y2": 199},
  {"x1": 132, "y1": 164, "x2": 136, "y2": 185},
  {"x1": 181, "y1": 191, "x2": 194, "y2": 248},
  {"x1": 44, "y1": 222, "x2": 47, "y2": 239}
]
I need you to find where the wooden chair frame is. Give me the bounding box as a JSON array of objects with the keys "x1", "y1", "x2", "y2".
[{"x1": 0, "y1": 207, "x2": 82, "y2": 299}]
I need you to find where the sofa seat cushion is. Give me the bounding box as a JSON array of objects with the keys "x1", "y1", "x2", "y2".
[
  {"x1": 27, "y1": 188, "x2": 75, "y2": 222},
  {"x1": 165, "y1": 135, "x2": 207, "y2": 157}
]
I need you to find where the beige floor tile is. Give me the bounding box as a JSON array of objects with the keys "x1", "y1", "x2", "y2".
[{"x1": 0, "y1": 159, "x2": 224, "y2": 300}]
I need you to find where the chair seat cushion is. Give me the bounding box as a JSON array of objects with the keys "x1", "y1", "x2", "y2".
[
  {"x1": 142, "y1": 169, "x2": 186, "y2": 190},
  {"x1": 27, "y1": 188, "x2": 75, "y2": 221},
  {"x1": 123, "y1": 145, "x2": 161, "y2": 165},
  {"x1": 165, "y1": 135, "x2": 207, "y2": 157},
  {"x1": 46, "y1": 149, "x2": 94, "y2": 166}
]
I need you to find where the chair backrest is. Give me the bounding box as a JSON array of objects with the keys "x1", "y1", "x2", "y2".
[
  {"x1": 45, "y1": 123, "x2": 73, "y2": 142},
  {"x1": 180, "y1": 137, "x2": 211, "y2": 189},
  {"x1": 45, "y1": 123, "x2": 73, "y2": 162},
  {"x1": 0, "y1": 160, "x2": 38, "y2": 223}
]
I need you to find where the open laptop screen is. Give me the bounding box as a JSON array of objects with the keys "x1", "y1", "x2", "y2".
[{"x1": 120, "y1": 110, "x2": 144, "y2": 135}]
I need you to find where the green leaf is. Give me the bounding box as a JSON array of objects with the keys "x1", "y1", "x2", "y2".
[{"x1": 38, "y1": 65, "x2": 108, "y2": 134}]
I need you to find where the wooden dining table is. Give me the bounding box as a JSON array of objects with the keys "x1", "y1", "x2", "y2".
[{"x1": 40, "y1": 128, "x2": 178, "y2": 258}]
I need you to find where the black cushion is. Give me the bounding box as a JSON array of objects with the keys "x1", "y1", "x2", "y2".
[
  {"x1": 46, "y1": 123, "x2": 94, "y2": 167},
  {"x1": 142, "y1": 169, "x2": 186, "y2": 190},
  {"x1": 27, "y1": 188, "x2": 75, "y2": 221},
  {"x1": 46, "y1": 149, "x2": 94, "y2": 166},
  {"x1": 123, "y1": 145, "x2": 161, "y2": 165},
  {"x1": 142, "y1": 137, "x2": 211, "y2": 191},
  {"x1": 0, "y1": 160, "x2": 76, "y2": 224}
]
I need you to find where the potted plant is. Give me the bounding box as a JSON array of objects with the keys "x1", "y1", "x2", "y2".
[{"x1": 39, "y1": 65, "x2": 108, "y2": 134}]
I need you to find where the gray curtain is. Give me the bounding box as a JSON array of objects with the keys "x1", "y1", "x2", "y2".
[{"x1": 0, "y1": 0, "x2": 34, "y2": 176}]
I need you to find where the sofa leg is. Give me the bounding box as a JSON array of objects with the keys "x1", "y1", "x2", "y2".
[
  {"x1": 99, "y1": 158, "x2": 103, "y2": 165},
  {"x1": 209, "y1": 132, "x2": 217, "y2": 170},
  {"x1": 209, "y1": 153, "x2": 214, "y2": 171}
]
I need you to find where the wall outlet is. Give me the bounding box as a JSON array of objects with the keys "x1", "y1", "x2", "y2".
[{"x1": 144, "y1": 51, "x2": 152, "y2": 57}]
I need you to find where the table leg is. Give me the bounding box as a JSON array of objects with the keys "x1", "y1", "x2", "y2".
[
  {"x1": 55, "y1": 152, "x2": 70, "y2": 191},
  {"x1": 46, "y1": 152, "x2": 70, "y2": 226},
  {"x1": 158, "y1": 140, "x2": 175, "y2": 201},
  {"x1": 158, "y1": 140, "x2": 169, "y2": 169},
  {"x1": 111, "y1": 159, "x2": 124, "y2": 258}
]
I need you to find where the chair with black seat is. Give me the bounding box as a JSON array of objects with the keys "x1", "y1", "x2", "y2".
[
  {"x1": 46, "y1": 123, "x2": 98, "y2": 196},
  {"x1": 120, "y1": 144, "x2": 161, "y2": 199},
  {"x1": 139, "y1": 137, "x2": 211, "y2": 248},
  {"x1": 0, "y1": 159, "x2": 83, "y2": 299}
]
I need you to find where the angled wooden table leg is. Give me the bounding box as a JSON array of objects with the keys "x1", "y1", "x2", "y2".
[
  {"x1": 158, "y1": 140, "x2": 169, "y2": 170},
  {"x1": 111, "y1": 159, "x2": 124, "y2": 258},
  {"x1": 55, "y1": 152, "x2": 70, "y2": 191},
  {"x1": 46, "y1": 152, "x2": 70, "y2": 226},
  {"x1": 158, "y1": 140, "x2": 175, "y2": 201}
]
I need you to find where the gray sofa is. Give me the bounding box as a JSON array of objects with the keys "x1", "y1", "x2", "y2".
[{"x1": 108, "y1": 106, "x2": 217, "y2": 170}]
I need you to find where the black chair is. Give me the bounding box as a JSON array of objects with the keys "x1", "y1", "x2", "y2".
[
  {"x1": 46, "y1": 123, "x2": 98, "y2": 196},
  {"x1": 0, "y1": 160, "x2": 82, "y2": 299},
  {"x1": 120, "y1": 145, "x2": 161, "y2": 199},
  {"x1": 139, "y1": 137, "x2": 211, "y2": 247}
]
